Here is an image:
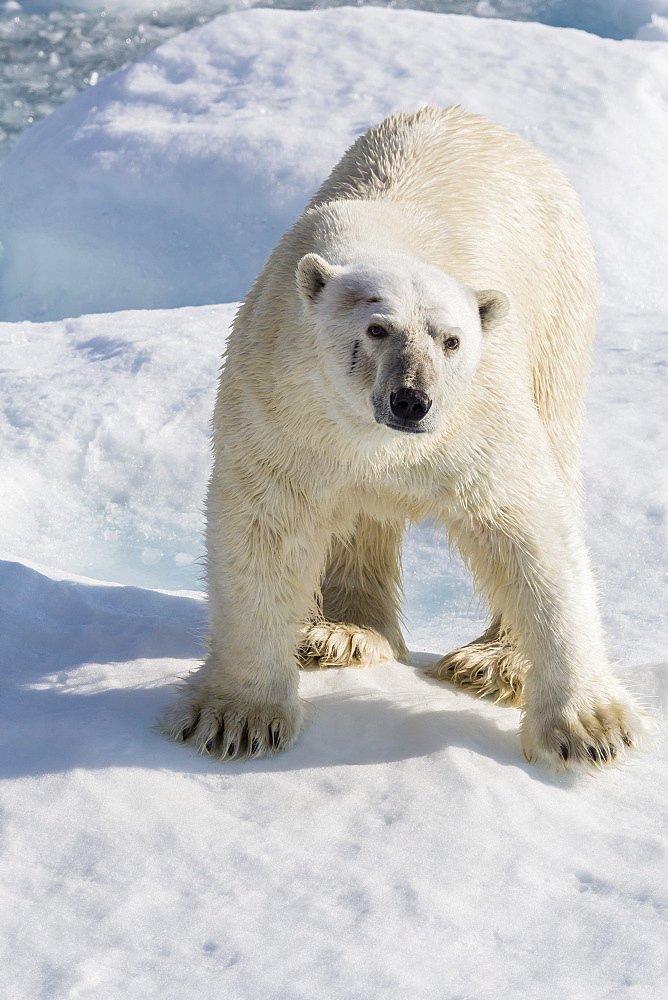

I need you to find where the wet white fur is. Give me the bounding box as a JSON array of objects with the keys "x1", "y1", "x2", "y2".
[{"x1": 162, "y1": 106, "x2": 652, "y2": 770}]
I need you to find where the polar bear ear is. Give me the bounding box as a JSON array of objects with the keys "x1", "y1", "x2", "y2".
[
  {"x1": 296, "y1": 253, "x2": 335, "y2": 305},
  {"x1": 476, "y1": 290, "x2": 509, "y2": 333}
]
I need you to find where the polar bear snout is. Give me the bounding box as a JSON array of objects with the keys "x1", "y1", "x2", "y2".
[{"x1": 389, "y1": 387, "x2": 432, "y2": 426}]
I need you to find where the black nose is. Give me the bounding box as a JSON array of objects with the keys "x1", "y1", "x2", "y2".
[{"x1": 389, "y1": 387, "x2": 432, "y2": 423}]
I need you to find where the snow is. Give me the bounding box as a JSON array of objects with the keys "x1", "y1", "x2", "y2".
[
  {"x1": 0, "y1": 7, "x2": 667, "y2": 999},
  {"x1": 1, "y1": 2, "x2": 667, "y2": 163},
  {"x1": 0, "y1": 304, "x2": 228, "y2": 589},
  {"x1": 2, "y1": 7, "x2": 668, "y2": 322},
  {"x1": 636, "y1": 12, "x2": 668, "y2": 37}
]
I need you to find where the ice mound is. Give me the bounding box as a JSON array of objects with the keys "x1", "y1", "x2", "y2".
[
  {"x1": 0, "y1": 7, "x2": 666, "y2": 323},
  {"x1": 0, "y1": 302, "x2": 232, "y2": 588},
  {"x1": 636, "y1": 12, "x2": 668, "y2": 37},
  {"x1": 2, "y1": 3, "x2": 666, "y2": 162}
]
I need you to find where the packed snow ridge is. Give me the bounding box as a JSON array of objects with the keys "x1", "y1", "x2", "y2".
[{"x1": 1, "y1": 7, "x2": 668, "y2": 323}]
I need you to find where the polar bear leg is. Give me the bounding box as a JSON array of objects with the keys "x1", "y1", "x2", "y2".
[
  {"x1": 447, "y1": 472, "x2": 652, "y2": 771},
  {"x1": 300, "y1": 514, "x2": 408, "y2": 668},
  {"x1": 426, "y1": 616, "x2": 528, "y2": 706},
  {"x1": 161, "y1": 479, "x2": 333, "y2": 760}
]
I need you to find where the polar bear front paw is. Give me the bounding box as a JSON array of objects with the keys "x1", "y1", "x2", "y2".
[
  {"x1": 521, "y1": 689, "x2": 654, "y2": 772},
  {"x1": 298, "y1": 622, "x2": 394, "y2": 669},
  {"x1": 160, "y1": 685, "x2": 305, "y2": 760}
]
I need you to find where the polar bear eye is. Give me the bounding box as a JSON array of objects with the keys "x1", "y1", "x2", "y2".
[
  {"x1": 443, "y1": 336, "x2": 460, "y2": 351},
  {"x1": 367, "y1": 324, "x2": 389, "y2": 339}
]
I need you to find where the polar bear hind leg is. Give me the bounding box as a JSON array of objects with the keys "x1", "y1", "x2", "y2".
[
  {"x1": 298, "y1": 621, "x2": 395, "y2": 669},
  {"x1": 426, "y1": 616, "x2": 528, "y2": 706},
  {"x1": 298, "y1": 514, "x2": 408, "y2": 669}
]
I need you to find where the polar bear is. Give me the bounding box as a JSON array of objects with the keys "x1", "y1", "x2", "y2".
[{"x1": 163, "y1": 105, "x2": 650, "y2": 771}]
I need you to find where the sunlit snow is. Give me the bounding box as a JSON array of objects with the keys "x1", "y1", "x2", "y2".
[
  {"x1": 0, "y1": 7, "x2": 667, "y2": 999},
  {"x1": 1, "y1": 0, "x2": 667, "y2": 161}
]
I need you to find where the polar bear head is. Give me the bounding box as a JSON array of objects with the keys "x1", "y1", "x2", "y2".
[{"x1": 296, "y1": 251, "x2": 508, "y2": 435}]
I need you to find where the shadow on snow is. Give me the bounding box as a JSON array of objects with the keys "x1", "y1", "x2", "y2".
[{"x1": 0, "y1": 558, "x2": 573, "y2": 786}]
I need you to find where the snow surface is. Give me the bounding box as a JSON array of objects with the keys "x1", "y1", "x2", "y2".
[
  {"x1": 2, "y1": 3, "x2": 667, "y2": 161},
  {"x1": 1, "y1": 8, "x2": 667, "y2": 999},
  {"x1": 0, "y1": 303, "x2": 228, "y2": 589},
  {"x1": 2, "y1": 7, "x2": 668, "y2": 322},
  {"x1": 636, "y1": 12, "x2": 668, "y2": 37}
]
